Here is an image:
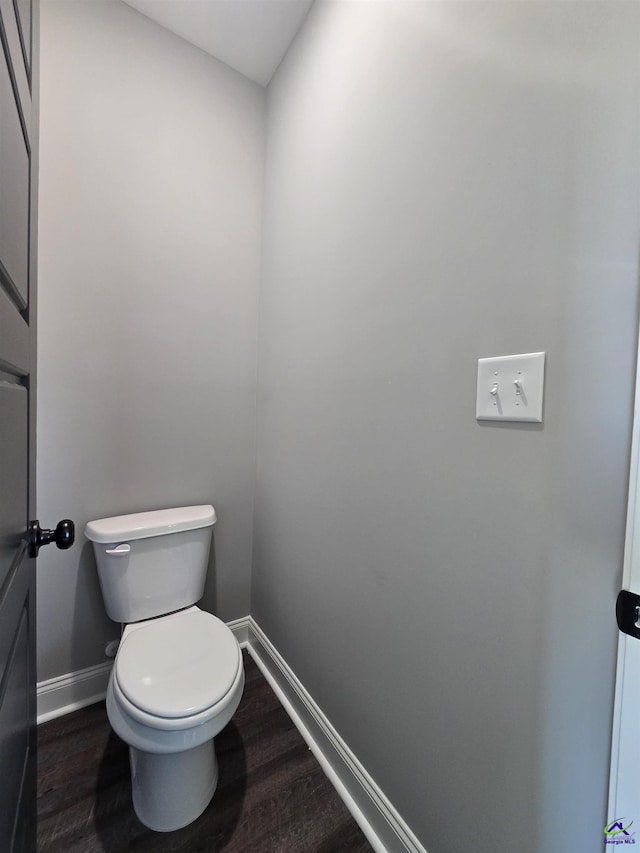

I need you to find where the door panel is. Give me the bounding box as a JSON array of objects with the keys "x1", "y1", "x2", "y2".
[
  {"x1": 0, "y1": 0, "x2": 35, "y2": 849},
  {"x1": 0, "y1": 383, "x2": 28, "y2": 593},
  {"x1": 12, "y1": 0, "x2": 31, "y2": 82},
  {"x1": 0, "y1": 603, "x2": 30, "y2": 852},
  {"x1": 0, "y1": 0, "x2": 30, "y2": 117},
  {"x1": 0, "y1": 40, "x2": 29, "y2": 306},
  {"x1": 0, "y1": 287, "x2": 29, "y2": 370}
]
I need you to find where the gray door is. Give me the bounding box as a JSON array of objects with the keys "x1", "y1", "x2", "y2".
[{"x1": 0, "y1": 0, "x2": 37, "y2": 849}]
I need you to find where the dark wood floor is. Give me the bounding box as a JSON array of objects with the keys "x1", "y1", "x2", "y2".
[{"x1": 37, "y1": 651, "x2": 373, "y2": 853}]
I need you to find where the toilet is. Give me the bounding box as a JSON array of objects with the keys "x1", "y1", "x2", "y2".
[{"x1": 85, "y1": 505, "x2": 244, "y2": 832}]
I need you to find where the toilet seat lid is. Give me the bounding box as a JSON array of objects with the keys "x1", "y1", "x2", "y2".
[{"x1": 115, "y1": 610, "x2": 240, "y2": 719}]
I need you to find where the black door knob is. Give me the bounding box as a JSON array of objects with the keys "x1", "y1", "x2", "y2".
[{"x1": 28, "y1": 519, "x2": 75, "y2": 558}]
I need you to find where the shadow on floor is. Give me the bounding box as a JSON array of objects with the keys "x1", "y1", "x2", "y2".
[{"x1": 93, "y1": 722, "x2": 247, "y2": 852}]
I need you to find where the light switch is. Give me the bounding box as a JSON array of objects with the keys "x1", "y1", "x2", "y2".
[{"x1": 476, "y1": 352, "x2": 545, "y2": 423}]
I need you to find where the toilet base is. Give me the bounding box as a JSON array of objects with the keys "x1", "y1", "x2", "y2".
[{"x1": 130, "y1": 739, "x2": 218, "y2": 832}]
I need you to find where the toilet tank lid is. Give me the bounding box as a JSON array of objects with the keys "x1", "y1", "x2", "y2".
[{"x1": 85, "y1": 505, "x2": 216, "y2": 543}]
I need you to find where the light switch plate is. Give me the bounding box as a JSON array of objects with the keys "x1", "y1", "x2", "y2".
[{"x1": 476, "y1": 352, "x2": 545, "y2": 423}]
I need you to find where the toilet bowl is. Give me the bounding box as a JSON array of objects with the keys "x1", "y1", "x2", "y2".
[
  {"x1": 85, "y1": 506, "x2": 244, "y2": 832},
  {"x1": 107, "y1": 607, "x2": 244, "y2": 831}
]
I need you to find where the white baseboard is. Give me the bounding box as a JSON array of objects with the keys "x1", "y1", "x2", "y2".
[
  {"x1": 37, "y1": 615, "x2": 426, "y2": 853},
  {"x1": 37, "y1": 660, "x2": 113, "y2": 725},
  {"x1": 226, "y1": 615, "x2": 251, "y2": 645},
  {"x1": 245, "y1": 617, "x2": 427, "y2": 853}
]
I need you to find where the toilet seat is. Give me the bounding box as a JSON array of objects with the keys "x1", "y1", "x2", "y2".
[{"x1": 113, "y1": 609, "x2": 242, "y2": 731}]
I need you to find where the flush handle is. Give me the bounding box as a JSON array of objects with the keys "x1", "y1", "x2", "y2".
[
  {"x1": 28, "y1": 519, "x2": 75, "y2": 558},
  {"x1": 105, "y1": 544, "x2": 131, "y2": 556}
]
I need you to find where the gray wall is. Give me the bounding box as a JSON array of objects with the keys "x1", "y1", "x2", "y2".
[
  {"x1": 253, "y1": 3, "x2": 640, "y2": 851},
  {"x1": 37, "y1": 0, "x2": 264, "y2": 680}
]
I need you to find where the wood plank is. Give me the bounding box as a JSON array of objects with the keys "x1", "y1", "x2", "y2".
[{"x1": 37, "y1": 651, "x2": 373, "y2": 852}]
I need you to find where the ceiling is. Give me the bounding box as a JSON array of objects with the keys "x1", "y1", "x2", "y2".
[{"x1": 121, "y1": 0, "x2": 315, "y2": 86}]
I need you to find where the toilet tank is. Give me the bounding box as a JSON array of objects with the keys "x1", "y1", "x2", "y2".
[{"x1": 85, "y1": 505, "x2": 216, "y2": 623}]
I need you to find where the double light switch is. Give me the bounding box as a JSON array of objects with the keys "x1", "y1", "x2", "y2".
[{"x1": 476, "y1": 352, "x2": 545, "y2": 423}]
